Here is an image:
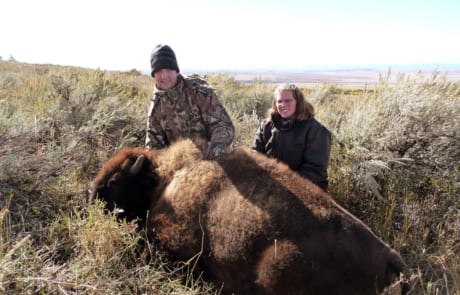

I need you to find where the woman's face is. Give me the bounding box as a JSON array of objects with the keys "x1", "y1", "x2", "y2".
[
  {"x1": 154, "y1": 68, "x2": 178, "y2": 90},
  {"x1": 276, "y1": 89, "x2": 297, "y2": 119}
]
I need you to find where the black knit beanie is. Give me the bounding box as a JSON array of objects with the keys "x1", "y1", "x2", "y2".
[{"x1": 150, "y1": 44, "x2": 180, "y2": 77}]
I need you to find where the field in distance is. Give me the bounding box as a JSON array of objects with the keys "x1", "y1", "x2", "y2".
[{"x1": 194, "y1": 65, "x2": 460, "y2": 85}]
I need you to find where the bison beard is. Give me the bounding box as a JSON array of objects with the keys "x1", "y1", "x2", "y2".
[{"x1": 90, "y1": 139, "x2": 409, "y2": 295}]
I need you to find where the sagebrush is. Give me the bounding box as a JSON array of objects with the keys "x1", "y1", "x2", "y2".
[{"x1": 0, "y1": 61, "x2": 458, "y2": 294}]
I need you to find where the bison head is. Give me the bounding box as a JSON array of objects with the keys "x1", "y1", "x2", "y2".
[{"x1": 90, "y1": 148, "x2": 159, "y2": 225}]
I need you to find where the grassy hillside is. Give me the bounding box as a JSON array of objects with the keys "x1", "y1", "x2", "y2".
[{"x1": 0, "y1": 60, "x2": 459, "y2": 294}]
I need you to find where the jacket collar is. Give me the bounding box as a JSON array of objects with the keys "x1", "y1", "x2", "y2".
[{"x1": 272, "y1": 113, "x2": 295, "y2": 130}]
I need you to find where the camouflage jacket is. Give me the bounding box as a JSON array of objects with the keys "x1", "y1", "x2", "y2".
[{"x1": 145, "y1": 74, "x2": 234, "y2": 150}]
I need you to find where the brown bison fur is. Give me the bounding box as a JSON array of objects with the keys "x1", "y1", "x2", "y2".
[{"x1": 90, "y1": 139, "x2": 409, "y2": 295}]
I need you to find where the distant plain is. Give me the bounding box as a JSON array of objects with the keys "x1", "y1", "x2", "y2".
[{"x1": 183, "y1": 65, "x2": 460, "y2": 84}]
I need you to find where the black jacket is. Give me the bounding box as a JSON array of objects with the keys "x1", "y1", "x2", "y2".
[{"x1": 251, "y1": 114, "x2": 331, "y2": 190}]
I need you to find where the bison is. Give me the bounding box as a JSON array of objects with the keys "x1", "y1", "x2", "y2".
[{"x1": 90, "y1": 139, "x2": 408, "y2": 295}]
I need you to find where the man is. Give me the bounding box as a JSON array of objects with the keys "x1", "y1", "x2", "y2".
[{"x1": 145, "y1": 44, "x2": 234, "y2": 158}]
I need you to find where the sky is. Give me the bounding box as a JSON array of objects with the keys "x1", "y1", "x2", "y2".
[{"x1": 1, "y1": 0, "x2": 459, "y2": 73}]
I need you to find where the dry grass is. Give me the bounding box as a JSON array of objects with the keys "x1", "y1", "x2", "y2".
[{"x1": 1, "y1": 60, "x2": 459, "y2": 294}]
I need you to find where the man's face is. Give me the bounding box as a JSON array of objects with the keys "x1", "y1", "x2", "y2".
[{"x1": 154, "y1": 68, "x2": 178, "y2": 90}]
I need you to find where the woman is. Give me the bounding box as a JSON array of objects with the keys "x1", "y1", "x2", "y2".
[{"x1": 251, "y1": 83, "x2": 331, "y2": 191}]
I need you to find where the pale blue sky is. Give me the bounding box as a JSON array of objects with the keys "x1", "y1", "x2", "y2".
[{"x1": 1, "y1": 0, "x2": 459, "y2": 72}]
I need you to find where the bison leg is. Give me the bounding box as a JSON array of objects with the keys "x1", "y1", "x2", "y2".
[{"x1": 255, "y1": 240, "x2": 308, "y2": 295}]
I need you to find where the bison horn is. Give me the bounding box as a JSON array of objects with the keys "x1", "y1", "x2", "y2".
[{"x1": 129, "y1": 155, "x2": 145, "y2": 175}]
